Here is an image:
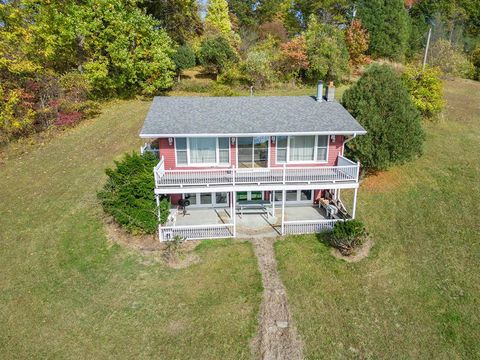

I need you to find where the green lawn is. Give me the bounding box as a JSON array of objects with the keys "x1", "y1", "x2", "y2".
[
  {"x1": 276, "y1": 78, "x2": 480, "y2": 359},
  {"x1": 0, "y1": 100, "x2": 262, "y2": 359}
]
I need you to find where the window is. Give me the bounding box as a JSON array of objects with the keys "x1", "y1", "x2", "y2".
[
  {"x1": 175, "y1": 138, "x2": 188, "y2": 165},
  {"x1": 189, "y1": 137, "x2": 216, "y2": 164},
  {"x1": 316, "y1": 135, "x2": 328, "y2": 162},
  {"x1": 300, "y1": 190, "x2": 312, "y2": 201},
  {"x1": 216, "y1": 192, "x2": 228, "y2": 204},
  {"x1": 286, "y1": 190, "x2": 298, "y2": 201},
  {"x1": 276, "y1": 136, "x2": 288, "y2": 163},
  {"x1": 200, "y1": 193, "x2": 212, "y2": 205},
  {"x1": 218, "y1": 137, "x2": 230, "y2": 164},
  {"x1": 289, "y1": 136, "x2": 315, "y2": 161}
]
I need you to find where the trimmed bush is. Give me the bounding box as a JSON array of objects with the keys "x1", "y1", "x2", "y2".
[
  {"x1": 98, "y1": 152, "x2": 168, "y2": 234},
  {"x1": 343, "y1": 64, "x2": 425, "y2": 171},
  {"x1": 326, "y1": 220, "x2": 367, "y2": 256}
]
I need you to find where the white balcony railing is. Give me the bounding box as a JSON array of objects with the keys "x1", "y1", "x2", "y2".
[
  {"x1": 282, "y1": 219, "x2": 339, "y2": 235},
  {"x1": 159, "y1": 223, "x2": 235, "y2": 241},
  {"x1": 154, "y1": 156, "x2": 360, "y2": 188}
]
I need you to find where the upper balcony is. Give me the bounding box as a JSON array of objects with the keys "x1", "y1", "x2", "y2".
[{"x1": 154, "y1": 155, "x2": 360, "y2": 193}]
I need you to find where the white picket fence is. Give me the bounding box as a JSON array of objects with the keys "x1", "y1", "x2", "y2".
[
  {"x1": 159, "y1": 223, "x2": 235, "y2": 241},
  {"x1": 282, "y1": 219, "x2": 340, "y2": 235}
]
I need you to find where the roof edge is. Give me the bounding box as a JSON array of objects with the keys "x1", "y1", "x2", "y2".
[{"x1": 139, "y1": 130, "x2": 367, "y2": 138}]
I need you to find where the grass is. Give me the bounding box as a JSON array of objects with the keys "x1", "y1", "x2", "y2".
[
  {"x1": 275, "y1": 78, "x2": 480, "y2": 359},
  {"x1": 0, "y1": 100, "x2": 262, "y2": 359}
]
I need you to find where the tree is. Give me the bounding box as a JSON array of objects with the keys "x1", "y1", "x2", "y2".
[
  {"x1": 227, "y1": 0, "x2": 258, "y2": 28},
  {"x1": 429, "y1": 39, "x2": 475, "y2": 78},
  {"x1": 205, "y1": 0, "x2": 233, "y2": 37},
  {"x1": 304, "y1": 15, "x2": 350, "y2": 82},
  {"x1": 357, "y1": 0, "x2": 411, "y2": 61},
  {"x1": 198, "y1": 36, "x2": 238, "y2": 77},
  {"x1": 287, "y1": 0, "x2": 353, "y2": 30},
  {"x1": 402, "y1": 65, "x2": 445, "y2": 119},
  {"x1": 342, "y1": 64, "x2": 425, "y2": 171},
  {"x1": 141, "y1": 0, "x2": 203, "y2": 44},
  {"x1": 345, "y1": 19, "x2": 370, "y2": 67},
  {"x1": 278, "y1": 35, "x2": 309, "y2": 84},
  {"x1": 172, "y1": 45, "x2": 196, "y2": 81}
]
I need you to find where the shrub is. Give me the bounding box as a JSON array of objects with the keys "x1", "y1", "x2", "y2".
[
  {"x1": 163, "y1": 234, "x2": 185, "y2": 261},
  {"x1": 470, "y1": 45, "x2": 480, "y2": 80},
  {"x1": 244, "y1": 48, "x2": 278, "y2": 87},
  {"x1": 325, "y1": 220, "x2": 367, "y2": 256},
  {"x1": 98, "y1": 152, "x2": 165, "y2": 234},
  {"x1": 429, "y1": 40, "x2": 475, "y2": 79},
  {"x1": 402, "y1": 65, "x2": 445, "y2": 119},
  {"x1": 211, "y1": 84, "x2": 239, "y2": 96},
  {"x1": 217, "y1": 65, "x2": 249, "y2": 86},
  {"x1": 198, "y1": 36, "x2": 238, "y2": 76},
  {"x1": 172, "y1": 45, "x2": 196, "y2": 81},
  {"x1": 0, "y1": 86, "x2": 35, "y2": 143},
  {"x1": 342, "y1": 64, "x2": 425, "y2": 171}
]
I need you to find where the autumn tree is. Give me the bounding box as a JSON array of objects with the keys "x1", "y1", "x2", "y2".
[
  {"x1": 278, "y1": 35, "x2": 309, "y2": 84},
  {"x1": 345, "y1": 20, "x2": 370, "y2": 67},
  {"x1": 205, "y1": 0, "x2": 233, "y2": 37},
  {"x1": 305, "y1": 15, "x2": 350, "y2": 82}
]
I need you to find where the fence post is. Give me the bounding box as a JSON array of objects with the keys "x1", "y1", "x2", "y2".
[
  {"x1": 232, "y1": 165, "x2": 236, "y2": 186},
  {"x1": 282, "y1": 164, "x2": 286, "y2": 184},
  {"x1": 356, "y1": 161, "x2": 360, "y2": 182}
]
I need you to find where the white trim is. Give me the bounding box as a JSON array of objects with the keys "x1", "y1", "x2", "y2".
[
  {"x1": 276, "y1": 135, "x2": 329, "y2": 165},
  {"x1": 155, "y1": 182, "x2": 359, "y2": 195},
  {"x1": 140, "y1": 131, "x2": 367, "y2": 139},
  {"x1": 175, "y1": 137, "x2": 231, "y2": 167},
  {"x1": 235, "y1": 136, "x2": 270, "y2": 168}
]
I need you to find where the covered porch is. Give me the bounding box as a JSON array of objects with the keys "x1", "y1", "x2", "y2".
[{"x1": 158, "y1": 188, "x2": 357, "y2": 241}]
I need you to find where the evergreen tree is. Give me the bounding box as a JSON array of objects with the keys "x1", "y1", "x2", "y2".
[
  {"x1": 304, "y1": 15, "x2": 350, "y2": 82},
  {"x1": 357, "y1": 0, "x2": 411, "y2": 61},
  {"x1": 172, "y1": 45, "x2": 196, "y2": 81},
  {"x1": 198, "y1": 36, "x2": 238, "y2": 77},
  {"x1": 205, "y1": 0, "x2": 233, "y2": 37},
  {"x1": 342, "y1": 64, "x2": 425, "y2": 171}
]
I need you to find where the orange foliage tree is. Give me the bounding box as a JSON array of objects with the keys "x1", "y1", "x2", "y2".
[
  {"x1": 345, "y1": 20, "x2": 370, "y2": 67},
  {"x1": 278, "y1": 35, "x2": 309, "y2": 84}
]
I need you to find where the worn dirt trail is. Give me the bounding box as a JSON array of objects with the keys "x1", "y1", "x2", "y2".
[{"x1": 250, "y1": 237, "x2": 304, "y2": 360}]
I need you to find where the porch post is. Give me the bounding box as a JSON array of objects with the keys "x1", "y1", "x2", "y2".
[
  {"x1": 281, "y1": 189, "x2": 286, "y2": 235},
  {"x1": 352, "y1": 188, "x2": 358, "y2": 219},
  {"x1": 232, "y1": 191, "x2": 237, "y2": 237},
  {"x1": 155, "y1": 194, "x2": 161, "y2": 220},
  {"x1": 272, "y1": 191, "x2": 276, "y2": 217}
]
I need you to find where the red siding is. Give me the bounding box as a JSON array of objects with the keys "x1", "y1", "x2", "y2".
[
  {"x1": 158, "y1": 137, "x2": 236, "y2": 170},
  {"x1": 158, "y1": 135, "x2": 344, "y2": 170}
]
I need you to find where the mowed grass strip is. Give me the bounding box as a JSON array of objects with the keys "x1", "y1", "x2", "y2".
[
  {"x1": 0, "y1": 100, "x2": 262, "y2": 359},
  {"x1": 275, "y1": 79, "x2": 480, "y2": 359}
]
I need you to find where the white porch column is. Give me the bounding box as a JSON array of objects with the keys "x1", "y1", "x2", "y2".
[
  {"x1": 352, "y1": 188, "x2": 358, "y2": 219},
  {"x1": 281, "y1": 189, "x2": 286, "y2": 235},
  {"x1": 155, "y1": 194, "x2": 161, "y2": 220},
  {"x1": 272, "y1": 191, "x2": 276, "y2": 217},
  {"x1": 232, "y1": 191, "x2": 237, "y2": 237}
]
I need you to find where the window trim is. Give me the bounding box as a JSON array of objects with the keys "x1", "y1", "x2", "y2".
[
  {"x1": 276, "y1": 135, "x2": 330, "y2": 164},
  {"x1": 175, "y1": 137, "x2": 230, "y2": 167}
]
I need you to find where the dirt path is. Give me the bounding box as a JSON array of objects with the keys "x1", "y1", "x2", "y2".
[{"x1": 250, "y1": 237, "x2": 304, "y2": 360}]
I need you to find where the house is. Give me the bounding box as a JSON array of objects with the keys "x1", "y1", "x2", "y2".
[{"x1": 139, "y1": 82, "x2": 366, "y2": 241}]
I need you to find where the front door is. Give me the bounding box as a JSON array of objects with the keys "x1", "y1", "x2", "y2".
[{"x1": 238, "y1": 137, "x2": 269, "y2": 168}]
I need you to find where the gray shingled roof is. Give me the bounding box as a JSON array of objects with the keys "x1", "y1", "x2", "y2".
[{"x1": 139, "y1": 96, "x2": 366, "y2": 137}]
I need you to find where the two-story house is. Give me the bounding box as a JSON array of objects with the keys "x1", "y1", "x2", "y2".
[{"x1": 139, "y1": 82, "x2": 366, "y2": 241}]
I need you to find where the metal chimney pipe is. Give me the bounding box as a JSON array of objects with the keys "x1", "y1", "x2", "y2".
[{"x1": 316, "y1": 81, "x2": 324, "y2": 102}]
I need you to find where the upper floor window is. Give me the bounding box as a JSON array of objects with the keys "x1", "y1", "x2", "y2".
[
  {"x1": 175, "y1": 137, "x2": 230, "y2": 166},
  {"x1": 276, "y1": 135, "x2": 329, "y2": 164}
]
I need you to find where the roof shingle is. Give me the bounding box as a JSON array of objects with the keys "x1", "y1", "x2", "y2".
[{"x1": 139, "y1": 96, "x2": 366, "y2": 137}]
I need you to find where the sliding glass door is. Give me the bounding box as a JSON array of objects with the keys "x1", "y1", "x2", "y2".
[{"x1": 237, "y1": 136, "x2": 269, "y2": 168}]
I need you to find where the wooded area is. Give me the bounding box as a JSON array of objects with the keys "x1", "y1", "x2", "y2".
[{"x1": 1, "y1": 0, "x2": 479, "y2": 144}]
